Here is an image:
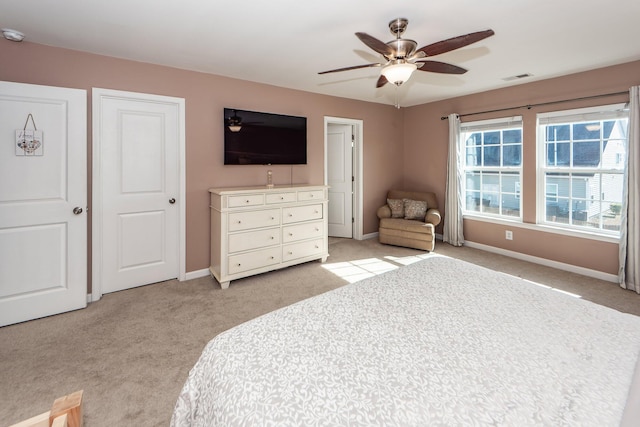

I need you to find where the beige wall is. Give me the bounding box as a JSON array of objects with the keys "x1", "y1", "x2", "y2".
[
  {"x1": 0, "y1": 40, "x2": 404, "y2": 280},
  {"x1": 2, "y1": 39, "x2": 638, "y2": 280},
  {"x1": 404, "y1": 60, "x2": 640, "y2": 275}
]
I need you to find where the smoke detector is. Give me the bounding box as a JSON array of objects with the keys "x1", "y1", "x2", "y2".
[{"x1": 2, "y1": 29, "x2": 25, "y2": 42}]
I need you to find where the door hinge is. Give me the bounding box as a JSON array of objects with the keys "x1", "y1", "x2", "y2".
[
  {"x1": 351, "y1": 176, "x2": 355, "y2": 182},
  {"x1": 352, "y1": 217, "x2": 355, "y2": 223}
]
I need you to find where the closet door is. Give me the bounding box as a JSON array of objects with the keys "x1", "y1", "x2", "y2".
[{"x1": 0, "y1": 81, "x2": 87, "y2": 327}]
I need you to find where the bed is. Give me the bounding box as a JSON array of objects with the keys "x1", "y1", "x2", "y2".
[{"x1": 171, "y1": 255, "x2": 640, "y2": 426}]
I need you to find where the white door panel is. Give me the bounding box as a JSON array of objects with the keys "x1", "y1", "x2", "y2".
[
  {"x1": 0, "y1": 81, "x2": 87, "y2": 327},
  {"x1": 0, "y1": 224, "x2": 66, "y2": 297},
  {"x1": 93, "y1": 89, "x2": 184, "y2": 296},
  {"x1": 328, "y1": 192, "x2": 346, "y2": 227},
  {"x1": 327, "y1": 124, "x2": 353, "y2": 238}
]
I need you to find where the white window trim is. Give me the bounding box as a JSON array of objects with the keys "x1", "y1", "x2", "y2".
[
  {"x1": 461, "y1": 115, "x2": 523, "y2": 220},
  {"x1": 535, "y1": 103, "x2": 628, "y2": 237},
  {"x1": 462, "y1": 115, "x2": 523, "y2": 131},
  {"x1": 537, "y1": 103, "x2": 627, "y2": 124}
]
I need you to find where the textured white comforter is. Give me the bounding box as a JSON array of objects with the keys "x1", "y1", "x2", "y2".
[{"x1": 172, "y1": 255, "x2": 640, "y2": 426}]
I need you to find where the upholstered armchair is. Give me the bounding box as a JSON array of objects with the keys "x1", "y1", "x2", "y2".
[{"x1": 376, "y1": 190, "x2": 441, "y2": 251}]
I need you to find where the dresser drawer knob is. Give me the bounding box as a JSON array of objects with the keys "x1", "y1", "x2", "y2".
[
  {"x1": 288, "y1": 213, "x2": 293, "y2": 217},
  {"x1": 270, "y1": 256, "x2": 274, "y2": 259},
  {"x1": 288, "y1": 251, "x2": 293, "y2": 255},
  {"x1": 315, "y1": 228, "x2": 319, "y2": 231},
  {"x1": 271, "y1": 216, "x2": 275, "y2": 220},
  {"x1": 289, "y1": 233, "x2": 293, "y2": 236},
  {"x1": 237, "y1": 220, "x2": 242, "y2": 224},
  {"x1": 270, "y1": 236, "x2": 274, "y2": 239},
  {"x1": 314, "y1": 210, "x2": 319, "y2": 214},
  {"x1": 245, "y1": 200, "x2": 250, "y2": 203},
  {"x1": 237, "y1": 263, "x2": 241, "y2": 267}
]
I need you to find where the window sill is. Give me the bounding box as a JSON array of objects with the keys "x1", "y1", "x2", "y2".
[{"x1": 462, "y1": 213, "x2": 620, "y2": 244}]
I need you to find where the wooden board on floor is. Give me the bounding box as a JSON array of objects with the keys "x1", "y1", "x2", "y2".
[{"x1": 9, "y1": 390, "x2": 82, "y2": 427}]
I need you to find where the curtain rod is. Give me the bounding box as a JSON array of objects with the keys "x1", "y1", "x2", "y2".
[{"x1": 440, "y1": 91, "x2": 629, "y2": 120}]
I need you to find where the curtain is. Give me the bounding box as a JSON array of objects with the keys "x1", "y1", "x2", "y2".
[
  {"x1": 443, "y1": 113, "x2": 464, "y2": 246},
  {"x1": 619, "y1": 86, "x2": 639, "y2": 293}
]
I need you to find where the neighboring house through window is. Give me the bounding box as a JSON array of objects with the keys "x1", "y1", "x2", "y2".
[
  {"x1": 537, "y1": 104, "x2": 628, "y2": 235},
  {"x1": 461, "y1": 116, "x2": 523, "y2": 219}
]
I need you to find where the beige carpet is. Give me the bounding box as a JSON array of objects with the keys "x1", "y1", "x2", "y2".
[{"x1": 1, "y1": 239, "x2": 637, "y2": 426}]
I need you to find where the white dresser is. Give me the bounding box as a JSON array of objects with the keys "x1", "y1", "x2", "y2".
[{"x1": 209, "y1": 185, "x2": 329, "y2": 289}]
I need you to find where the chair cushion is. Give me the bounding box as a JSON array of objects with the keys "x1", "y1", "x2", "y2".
[
  {"x1": 379, "y1": 218, "x2": 435, "y2": 235},
  {"x1": 403, "y1": 199, "x2": 427, "y2": 220},
  {"x1": 387, "y1": 198, "x2": 404, "y2": 218}
]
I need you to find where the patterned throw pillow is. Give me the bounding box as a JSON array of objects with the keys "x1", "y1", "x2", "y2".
[
  {"x1": 387, "y1": 198, "x2": 404, "y2": 218},
  {"x1": 403, "y1": 199, "x2": 428, "y2": 220}
]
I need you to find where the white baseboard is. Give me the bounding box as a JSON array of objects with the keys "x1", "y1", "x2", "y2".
[
  {"x1": 341, "y1": 232, "x2": 615, "y2": 282},
  {"x1": 463, "y1": 240, "x2": 618, "y2": 283},
  {"x1": 185, "y1": 268, "x2": 211, "y2": 281},
  {"x1": 87, "y1": 269, "x2": 210, "y2": 303}
]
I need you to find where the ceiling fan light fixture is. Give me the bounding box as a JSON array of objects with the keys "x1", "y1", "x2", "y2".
[
  {"x1": 381, "y1": 62, "x2": 417, "y2": 86},
  {"x1": 226, "y1": 110, "x2": 242, "y2": 132}
]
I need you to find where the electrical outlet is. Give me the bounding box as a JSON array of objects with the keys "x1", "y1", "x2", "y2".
[{"x1": 505, "y1": 230, "x2": 513, "y2": 240}]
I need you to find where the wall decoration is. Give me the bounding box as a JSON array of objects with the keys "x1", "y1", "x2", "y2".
[{"x1": 16, "y1": 113, "x2": 44, "y2": 156}]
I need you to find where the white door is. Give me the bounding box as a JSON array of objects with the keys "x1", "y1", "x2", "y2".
[
  {"x1": 92, "y1": 88, "x2": 184, "y2": 297},
  {"x1": 0, "y1": 81, "x2": 87, "y2": 327},
  {"x1": 327, "y1": 123, "x2": 353, "y2": 238}
]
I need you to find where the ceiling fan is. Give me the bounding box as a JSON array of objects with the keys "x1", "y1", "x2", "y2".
[{"x1": 319, "y1": 18, "x2": 494, "y2": 88}]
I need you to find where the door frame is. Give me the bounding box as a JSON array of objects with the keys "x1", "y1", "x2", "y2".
[
  {"x1": 91, "y1": 88, "x2": 186, "y2": 301},
  {"x1": 324, "y1": 116, "x2": 363, "y2": 240}
]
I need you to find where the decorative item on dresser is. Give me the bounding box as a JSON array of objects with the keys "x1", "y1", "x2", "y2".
[{"x1": 209, "y1": 185, "x2": 329, "y2": 289}]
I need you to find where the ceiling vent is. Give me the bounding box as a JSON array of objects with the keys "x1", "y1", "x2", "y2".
[{"x1": 502, "y1": 73, "x2": 533, "y2": 81}]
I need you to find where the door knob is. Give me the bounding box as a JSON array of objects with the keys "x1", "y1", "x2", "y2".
[
  {"x1": 169, "y1": 198, "x2": 176, "y2": 204},
  {"x1": 73, "y1": 207, "x2": 83, "y2": 215}
]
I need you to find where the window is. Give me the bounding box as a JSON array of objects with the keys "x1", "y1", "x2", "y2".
[
  {"x1": 461, "y1": 116, "x2": 523, "y2": 219},
  {"x1": 537, "y1": 104, "x2": 628, "y2": 234}
]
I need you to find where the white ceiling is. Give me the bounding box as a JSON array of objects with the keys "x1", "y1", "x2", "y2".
[{"x1": 2, "y1": 0, "x2": 640, "y2": 107}]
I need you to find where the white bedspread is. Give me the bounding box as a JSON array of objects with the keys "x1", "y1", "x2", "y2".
[{"x1": 171, "y1": 255, "x2": 640, "y2": 426}]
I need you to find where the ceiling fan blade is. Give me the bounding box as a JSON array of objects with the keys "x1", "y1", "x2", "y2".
[
  {"x1": 376, "y1": 75, "x2": 388, "y2": 88},
  {"x1": 416, "y1": 29, "x2": 495, "y2": 57},
  {"x1": 318, "y1": 63, "x2": 381, "y2": 74},
  {"x1": 415, "y1": 60, "x2": 468, "y2": 74},
  {"x1": 355, "y1": 32, "x2": 395, "y2": 57}
]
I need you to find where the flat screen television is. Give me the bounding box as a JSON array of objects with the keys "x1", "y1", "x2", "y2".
[{"x1": 223, "y1": 108, "x2": 307, "y2": 165}]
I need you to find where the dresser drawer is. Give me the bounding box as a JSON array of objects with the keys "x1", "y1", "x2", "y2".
[
  {"x1": 228, "y1": 228, "x2": 281, "y2": 253},
  {"x1": 283, "y1": 238, "x2": 324, "y2": 262},
  {"x1": 282, "y1": 221, "x2": 324, "y2": 243},
  {"x1": 228, "y1": 209, "x2": 280, "y2": 232},
  {"x1": 266, "y1": 192, "x2": 297, "y2": 204},
  {"x1": 228, "y1": 194, "x2": 265, "y2": 208},
  {"x1": 228, "y1": 247, "x2": 281, "y2": 275},
  {"x1": 297, "y1": 190, "x2": 324, "y2": 202},
  {"x1": 282, "y1": 204, "x2": 323, "y2": 224}
]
